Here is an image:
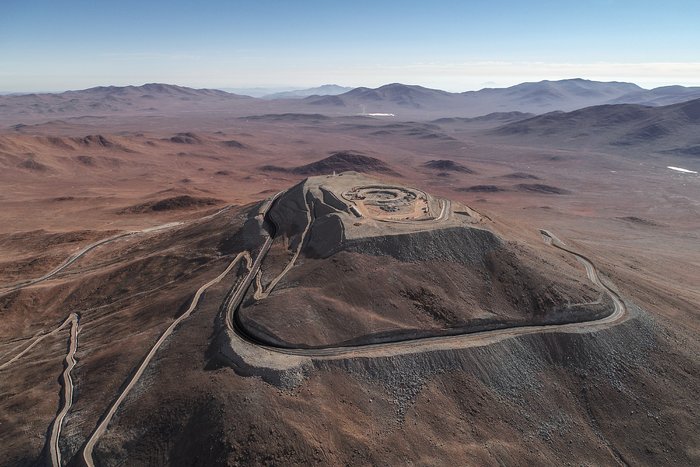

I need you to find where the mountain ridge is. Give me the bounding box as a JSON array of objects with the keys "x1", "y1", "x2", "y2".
[
  {"x1": 4, "y1": 79, "x2": 700, "y2": 124},
  {"x1": 262, "y1": 84, "x2": 354, "y2": 100},
  {"x1": 489, "y1": 97, "x2": 700, "y2": 154}
]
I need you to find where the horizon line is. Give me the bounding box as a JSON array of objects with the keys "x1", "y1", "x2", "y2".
[{"x1": 3, "y1": 77, "x2": 699, "y2": 96}]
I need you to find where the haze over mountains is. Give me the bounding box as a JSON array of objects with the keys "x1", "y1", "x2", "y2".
[
  {"x1": 4, "y1": 0, "x2": 700, "y2": 461},
  {"x1": 260, "y1": 84, "x2": 354, "y2": 100},
  {"x1": 1, "y1": 69, "x2": 699, "y2": 465},
  {"x1": 3, "y1": 79, "x2": 700, "y2": 124},
  {"x1": 0, "y1": 83, "x2": 251, "y2": 122},
  {"x1": 305, "y1": 79, "x2": 644, "y2": 115},
  {"x1": 302, "y1": 79, "x2": 700, "y2": 116},
  {"x1": 491, "y1": 98, "x2": 700, "y2": 154}
]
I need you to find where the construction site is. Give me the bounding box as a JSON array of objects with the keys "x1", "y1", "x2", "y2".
[{"x1": 341, "y1": 185, "x2": 434, "y2": 220}]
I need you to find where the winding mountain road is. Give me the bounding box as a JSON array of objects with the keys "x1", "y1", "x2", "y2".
[
  {"x1": 0, "y1": 207, "x2": 234, "y2": 466},
  {"x1": 38, "y1": 188, "x2": 626, "y2": 465},
  {"x1": 0, "y1": 313, "x2": 81, "y2": 466},
  {"x1": 436, "y1": 198, "x2": 451, "y2": 221},
  {"x1": 0, "y1": 315, "x2": 76, "y2": 371},
  {"x1": 0, "y1": 221, "x2": 186, "y2": 298},
  {"x1": 254, "y1": 191, "x2": 312, "y2": 300},
  {"x1": 81, "y1": 253, "x2": 245, "y2": 467},
  {"x1": 0, "y1": 232, "x2": 134, "y2": 297},
  {"x1": 228, "y1": 239, "x2": 626, "y2": 358},
  {"x1": 222, "y1": 198, "x2": 627, "y2": 359},
  {"x1": 47, "y1": 313, "x2": 80, "y2": 467}
]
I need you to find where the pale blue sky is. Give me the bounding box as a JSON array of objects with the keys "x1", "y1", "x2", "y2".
[{"x1": 2, "y1": 0, "x2": 699, "y2": 92}]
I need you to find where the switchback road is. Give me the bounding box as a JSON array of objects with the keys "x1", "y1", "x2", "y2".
[
  {"x1": 81, "y1": 253, "x2": 245, "y2": 467},
  {"x1": 222, "y1": 193, "x2": 627, "y2": 359},
  {"x1": 74, "y1": 189, "x2": 628, "y2": 464},
  {"x1": 47, "y1": 313, "x2": 80, "y2": 467}
]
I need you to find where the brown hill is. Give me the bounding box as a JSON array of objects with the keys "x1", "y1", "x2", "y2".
[
  {"x1": 503, "y1": 172, "x2": 540, "y2": 180},
  {"x1": 0, "y1": 83, "x2": 251, "y2": 124},
  {"x1": 456, "y1": 185, "x2": 506, "y2": 192},
  {"x1": 300, "y1": 80, "x2": 698, "y2": 119},
  {"x1": 237, "y1": 174, "x2": 609, "y2": 348},
  {"x1": 517, "y1": 184, "x2": 572, "y2": 195},
  {"x1": 220, "y1": 139, "x2": 246, "y2": 149},
  {"x1": 491, "y1": 98, "x2": 700, "y2": 153},
  {"x1": 17, "y1": 158, "x2": 49, "y2": 172},
  {"x1": 169, "y1": 132, "x2": 202, "y2": 144},
  {"x1": 422, "y1": 159, "x2": 474, "y2": 173},
  {"x1": 262, "y1": 151, "x2": 398, "y2": 176},
  {"x1": 119, "y1": 195, "x2": 223, "y2": 214}
]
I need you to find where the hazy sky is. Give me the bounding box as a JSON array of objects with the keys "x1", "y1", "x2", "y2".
[{"x1": 2, "y1": 0, "x2": 700, "y2": 92}]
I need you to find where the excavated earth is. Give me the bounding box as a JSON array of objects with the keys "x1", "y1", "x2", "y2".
[{"x1": 238, "y1": 173, "x2": 611, "y2": 348}]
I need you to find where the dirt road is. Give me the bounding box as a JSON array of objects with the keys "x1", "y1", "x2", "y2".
[
  {"x1": 0, "y1": 315, "x2": 76, "y2": 371},
  {"x1": 0, "y1": 220, "x2": 190, "y2": 298},
  {"x1": 47, "y1": 313, "x2": 80, "y2": 467},
  {"x1": 254, "y1": 190, "x2": 312, "y2": 300},
  {"x1": 0, "y1": 232, "x2": 134, "y2": 297},
  {"x1": 0, "y1": 313, "x2": 81, "y2": 466},
  {"x1": 225, "y1": 217, "x2": 627, "y2": 358},
  {"x1": 53, "y1": 191, "x2": 626, "y2": 464},
  {"x1": 80, "y1": 254, "x2": 244, "y2": 467}
]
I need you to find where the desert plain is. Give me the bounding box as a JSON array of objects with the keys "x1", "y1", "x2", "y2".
[{"x1": 0, "y1": 81, "x2": 698, "y2": 466}]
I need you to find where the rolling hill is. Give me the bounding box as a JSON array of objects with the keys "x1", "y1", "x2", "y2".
[
  {"x1": 0, "y1": 83, "x2": 251, "y2": 122},
  {"x1": 490, "y1": 98, "x2": 700, "y2": 154},
  {"x1": 4, "y1": 80, "x2": 700, "y2": 125},
  {"x1": 301, "y1": 79, "x2": 700, "y2": 118},
  {"x1": 261, "y1": 84, "x2": 354, "y2": 100}
]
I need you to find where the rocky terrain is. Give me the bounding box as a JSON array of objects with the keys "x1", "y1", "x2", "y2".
[
  {"x1": 0, "y1": 81, "x2": 698, "y2": 466},
  {"x1": 490, "y1": 98, "x2": 700, "y2": 153},
  {"x1": 260, "y1": 151, "x2": 398, "y2": 176},
  {"x1": 237, "y1": 175, "x2": 609, "y2": 348}
]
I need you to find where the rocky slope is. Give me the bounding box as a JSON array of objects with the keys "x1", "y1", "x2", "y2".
[{"x1": 237, "y1": 174, "x2": 611, "y2": 348}]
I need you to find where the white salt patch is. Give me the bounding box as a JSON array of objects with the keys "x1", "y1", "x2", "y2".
[
  {"x1": 667, "y1": 166, "x2": 698, "y2": 174},
  {"x1": 366, "y1": 113, "x2": 395, "y2": 117}
]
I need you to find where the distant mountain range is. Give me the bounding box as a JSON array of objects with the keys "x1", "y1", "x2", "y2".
[
  {"x1": 260, "y1": 85, "x2": 354, "y2": 100},
  {"x1": 489, "y1": 97, "x2": 700, "y2": 154},
  {"x1": 0, "y1": 83, "x2": 251, "y2": 120},
  {"x1": 303, "y1": 80, "x2": 700, "y2": 117},
  {"x1": 2, "y1": 79, "x2": 700, "y2": 124},
  {"x1": 607, "y1": 85, "x2": 700, "y2": 106}
]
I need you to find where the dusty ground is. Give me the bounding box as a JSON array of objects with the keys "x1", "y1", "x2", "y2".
[{"x1": 0, "y1": 109, "x2": 698, "y2": 466}]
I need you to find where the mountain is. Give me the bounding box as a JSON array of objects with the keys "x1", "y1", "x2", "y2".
[
  {"x1": 238, "y1": 173, "x2": 608, "y2": 348},
  {"x1": 260, "y1": 151, "x2": 398, "y2": 175},
  {"x1": 398, "y1": 79, "x2": 641, "y2": 113},
  {"x1": 431, "y1": 112, "x2": 536, "y2": 129},
  {"x1": 467, "y1": 79, "x2": 642, "y2": 110},
  {"x1": 305, "y1": 83, "x2": 459, "y2": 113},
  {"x1": 302, "y1": 80, "x2": 700, "y2": 119},
  {"x1": 0, "y1": 83, "x2": 251, "y2": 122},
  {"x1": 422, "y1": 159, "x2": 474, "y2": 173},
  {"x1": 218, "y1": 86, "x2": 294, "y2": 97},
  {"x1": 261, "y1": 84, "x2": 354, "y2": 100},
  {"x1": 609, "y1": 85, "x2": 700, "y2": 106},
  {"x1": 4, "y1": 80, "x2": 700, "y2": 125},
  {"x1": 341, "y1": 83, "x2": 452, "y2": 104},
  {"x1": 491, "y1": 98, "x2": 700, "y2": 153},
  {"x1": 76, "y1": 83, "x2": 235, "y2": 99}
]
